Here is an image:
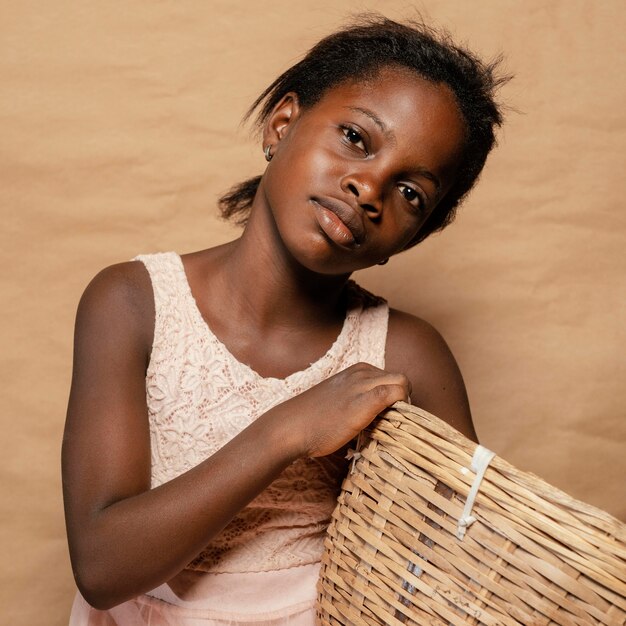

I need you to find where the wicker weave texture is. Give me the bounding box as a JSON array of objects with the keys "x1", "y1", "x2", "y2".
[{"x1": 317, "y1": 402, "x2": 626, "y2": 626}]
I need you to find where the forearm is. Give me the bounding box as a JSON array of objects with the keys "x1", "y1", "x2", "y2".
[{"x1": 67, "y1": 408, "x2": 299, "y2": 610}]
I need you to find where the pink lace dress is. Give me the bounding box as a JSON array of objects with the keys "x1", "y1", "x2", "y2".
[{"x1": 69, "y1": 251, "x2": 389, "y2": 625}]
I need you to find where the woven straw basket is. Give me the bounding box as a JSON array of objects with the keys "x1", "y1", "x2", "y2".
[{"x1": 316, "y1": 402, "x2": 626, "y2": 626}]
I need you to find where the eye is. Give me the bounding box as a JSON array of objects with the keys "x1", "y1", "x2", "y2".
[
  {"x1": 340, "y1": 125, "x2": 368, "y2": 155},
  {"x1": 398, "y1": 183, "x2": 424, "y2": 210}
]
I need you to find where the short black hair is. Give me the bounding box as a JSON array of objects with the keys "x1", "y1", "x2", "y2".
[{"x1": 219, "y1": 15, "x2": 509, "y2": 246}]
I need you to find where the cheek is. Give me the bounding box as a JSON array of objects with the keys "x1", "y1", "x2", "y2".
[
  {"x1": 276, "y1": 134, "x2": 333, "y2": 194},
  {"x1": 286, "y1": 123, "x2": 342, "y2": 177},
  {"x1": 382, "y1": 210, "x2": 424, "y2": 251},
  {"x1": 398, "y1": 224, "x2": 424, "y2": 250},
  {"x1": 301, "y1": 137, "x2": 342, "y2": 187}
]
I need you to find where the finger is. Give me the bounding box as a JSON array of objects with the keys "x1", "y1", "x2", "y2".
[
  {"x1": 371, "y1": 372, "x2": 410, "y2": 395},
  {"x1": 375, "y1": 372, "x2": 412, "y2": 403},
  {"x1": 341, "y1": 362, "x2": 385, "y2": 379},
  {"x1": 366, "y1": 381, "x2": 411, "y2": 414}
]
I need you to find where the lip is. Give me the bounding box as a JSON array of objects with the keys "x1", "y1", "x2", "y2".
[{"x1": 311, "y1": 197, "x2": 365, "y2": 247}]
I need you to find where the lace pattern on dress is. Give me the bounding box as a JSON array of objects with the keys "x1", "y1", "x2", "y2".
[{"x1": 134, "y1": 252, "x2": 389, "y2": 573}]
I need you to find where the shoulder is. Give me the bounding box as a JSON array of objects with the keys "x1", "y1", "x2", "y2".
[
  {"x1": 386, "y1": 309, "x2": 457, "y2": 392},
  {"x1": 385, "y1": 308, "x2": 477, "y2": 441},
  {"x1": 75, "y1": 260, "x2": 154, "y2": 357},
  {"x1": 387, "y1": 308, "x2": 445, "y2": 351},
  {"x1": 78, "y1": 260, "x2": 152, "y2": 317}
]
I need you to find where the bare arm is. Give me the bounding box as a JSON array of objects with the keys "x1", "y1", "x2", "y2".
[
  {"x1": 385, "y1": 308, "x2": 477, "y2": 442},
  {"x1": 62, "y1": 263, "x2": 410, "y2": 609},
  {"x1": 62, "y1": 262, "x2": 302, "y2": 608}
]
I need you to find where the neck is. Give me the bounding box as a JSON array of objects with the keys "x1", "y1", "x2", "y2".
[{"x1": 209, "y1": 213, "x2": 352, "y2": 332}]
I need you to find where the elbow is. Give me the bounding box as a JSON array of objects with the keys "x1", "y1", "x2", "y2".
[
  {"x1": 74, "y1": 576, "x2": 114, "y2": 611},
  {"x1": 67, "y1": 519, "x2": 138, "y2": 610},
  {"x1": 72, "y1": 560, "x2": 127, "y2": 611}
]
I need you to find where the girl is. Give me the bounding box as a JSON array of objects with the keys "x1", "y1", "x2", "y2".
[{"x1": 62, "y1": 16, "x2": 506, "y2": 626}]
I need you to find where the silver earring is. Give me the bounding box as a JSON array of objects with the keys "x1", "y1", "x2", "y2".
[
  {"x1": 377, "y1": 258, "x2": 389, "y2": 265},
  {"x1": 264, "y1": 145, "x2": 273, "y2": 162}
]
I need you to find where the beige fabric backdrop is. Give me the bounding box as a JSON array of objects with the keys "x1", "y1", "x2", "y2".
[{"x1": 1, "y1": 1, "x2": 624, "y2": 623}]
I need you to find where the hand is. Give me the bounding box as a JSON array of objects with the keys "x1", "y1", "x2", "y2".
[{"x1": 268, "y1": 362, "x2": 411, "y2": 458}]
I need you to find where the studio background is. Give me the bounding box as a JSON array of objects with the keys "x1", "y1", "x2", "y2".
[{"x1": 1, "y1": 1, "x2": 624, "y2": 624}]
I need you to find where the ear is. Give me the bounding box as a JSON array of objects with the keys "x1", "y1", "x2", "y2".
[{"x1": 262, "y1": 93, "x2": 301, "y2": 148}]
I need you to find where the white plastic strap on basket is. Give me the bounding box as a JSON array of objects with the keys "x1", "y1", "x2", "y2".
[{"x1": 456, "y1": 445, "x2": 496, "y2": 540}]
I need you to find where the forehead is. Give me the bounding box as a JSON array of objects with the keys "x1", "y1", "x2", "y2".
[{"x1": 306, "y1": 67, "x2": 467, "y2": 178}]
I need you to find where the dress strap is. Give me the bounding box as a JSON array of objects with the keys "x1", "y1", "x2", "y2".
[
  {"x1": 133, "y1": 251, "x2": 192, "y2": 354},
  {"x1": 133, "y1": 251, "x2": 185, "y2": 305}
]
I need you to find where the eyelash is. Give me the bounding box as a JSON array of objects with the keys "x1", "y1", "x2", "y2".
[
  {"x1": 397, "y1": 183, "x2": 424, "y2": 211},
  {"x1": 340, "y1": 125, "x2": 368, "y2": 155}
]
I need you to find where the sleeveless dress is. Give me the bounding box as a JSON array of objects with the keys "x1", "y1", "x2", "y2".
[{"x1": 69, "y1": 251, "x2": 389, "y2": 625}]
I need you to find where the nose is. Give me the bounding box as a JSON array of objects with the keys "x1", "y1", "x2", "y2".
[{"x1": 340, "y1": 170, "x2": 383, "y2": 219}]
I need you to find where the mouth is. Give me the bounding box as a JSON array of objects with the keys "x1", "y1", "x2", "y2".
[{"x1": 311, "y1": 197, "x2": 365, "y2": 248}]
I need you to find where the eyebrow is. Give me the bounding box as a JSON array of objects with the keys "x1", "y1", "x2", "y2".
[
  {"x1": 346, "y1": 106, "x2": 441, "y2": 195},
  {"x1": 346, "y1": 106, "x2": 396, "y2": 144},
  {"x1": 417, "y1": 168, "x2": 441, "y2": 195}
]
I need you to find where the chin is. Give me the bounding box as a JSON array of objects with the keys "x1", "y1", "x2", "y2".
[
  {"x1": 295, "y1": 250, "x2": 372, "y2": 277},
  {"x1": 286, "y1": 232, "x2": 353, "y2": 273}
]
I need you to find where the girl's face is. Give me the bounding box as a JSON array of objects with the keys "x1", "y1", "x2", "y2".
[{"x1": 259, "y1": 66, "x2": 467, "y2": 275}]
